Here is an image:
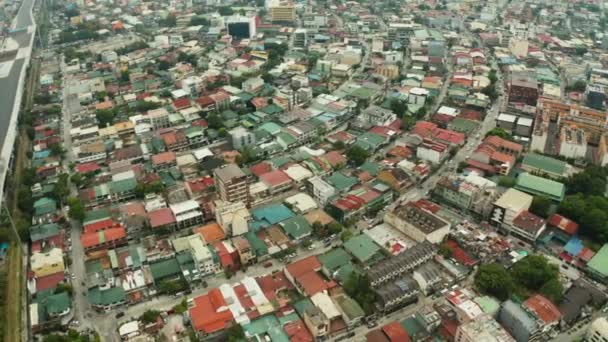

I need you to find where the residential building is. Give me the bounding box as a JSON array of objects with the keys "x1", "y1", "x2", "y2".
[
  {"x1": 490, "y1": 189, "x2": 533, "y2": 227},
  {"x1": 172, "y1": 234, "x2": 219, "y2": 277},
  {"x1": 455, "y1": 314, "x2": 515, "y2": 342},
  {"x1": 31, "y1": 248, "x2": 65, "y2": 278},
  {"x1": 215, "y1": 200, "x2": 251, "y2": 236},
  {"x1": 229, "y1": 127, "x2": 256, "y2": 150},
  {"x1": 375, "y1": 275, "x2": 420, "y2": 313},
  {"x1": 587, "y1": 316, "x2": 608, "y2": 342},
  {"x1": 433, "y1": 173, "x2": 498, "y2": 218},
  {"x1": 303, "y1": 305, "x2": 329, "y2": 339},
  {"x1": 214, "y1": 164, "x2": 251, "y2": 205},
  {"x1": 232, "y1": 235, "x2": 254, "y2": 265},
  {"x1": 498, "y1": 298, "x2": 560, "y2": 342},
  {"x1": 307, "y1": 176, "x2": 336, "y2": 205},
  {"x1": 384, "y1": 202, "x2": 451, "y2": 244},
  {"x1": 367, "y1": 241, "x2": 437, "y2": 287},
  {"x1": 170, "y1": 200, "x2": 204, "y2": 229}
]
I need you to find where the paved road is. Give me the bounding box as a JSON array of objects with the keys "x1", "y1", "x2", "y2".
[
  {"x1": 91, "y1": 243, "x2": 336, "y2": 341},
  {"x1": 0, "y1": 0, "x2": 35, "y2": 166}
]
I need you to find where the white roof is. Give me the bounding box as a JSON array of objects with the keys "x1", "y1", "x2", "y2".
[
  {"x1": 193, "y1": 147, "x2": 213, "y2": 160},
  {"x1": 409, "y1": 87, "x2": 430, "y2": 96},
  {"x1": 242, "y1": 276, "x2": 269, "y2": 306},
  {"x1": 219, "y1": 283, "x2": 249, "y2": 325},
  {"x1": 517, "y1": 117, "x2": 533, "y2": 127},
  {"x1": 284, "y1": 193, "x2": 318, "y2": 213},
  {"x1": 118, "y1": 321, "x2": 140, "y2": 337},
  {"x1": 497, "y1": 113, "x2": 517, "y2": 123},
  {"x1": 284, "y1": 164, "x2": 313, "y2": 182},
  {"x1": 170, "y1": 200, "x2": 200, "y2": 215},
  {"x1": 494, "y1": 188, "x2": 532, "y2": 212},
  {"x1": 311, "y1": 292, "x2": 341, "y2": 319},
  {"x1": 437, "y1": 106, "x2": 459, "y2": 117},
  {"x1": 176, "y1": 153, "x2": 197, "y2": 166}
]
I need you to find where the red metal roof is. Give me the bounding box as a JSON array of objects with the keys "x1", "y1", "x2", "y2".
[
  {"x1": 547, "y1": 214, "x2": 578, "y2": 235},
  {"x1": 382, "y1": 321, "x2": 410, "y2": 342},
  {"x1": 36, "y1": 271, "x2": 65, "y2": 292},
  {"x1": 523, "y1": 294, "x2": 562, "y2": 324},
  {"x1": 189, "y1": 289, "x2": 234, "y2": 333},
  {"x1": 286, "y1": 256, "x2": 321, "y2": 279},
  {"x1": 76, "y1": 162, "x2": 101, "y2": 174},
  {"x1": 83, "y1": 218, "x2": 115, "y2": 234},
  {"x1": 148, "y1": 208, "x2": 176, "y2": 228},
  {"x1": 259, "y1": 169, "x2": 292, "y2": 187}
]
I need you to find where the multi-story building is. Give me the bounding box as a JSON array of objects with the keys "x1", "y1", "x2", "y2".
[
  {"x1": 455, "y1": 314, "x2": 515, "y2": 342},
  {"x1": 172, "y1": 234, "x2": 219, "y2": 278},
  {"x1": 433, "y1": 173, "x2": 498, "y2": 218},
  {"x1": 214, "y1": 164, "x2": 251, "y2": 205},
  {"x1": 587, "y1": 316, "x2": 608, "y2": 342},
  {"x1": 383, "y1": 202, "x2": 451, "y2": 244},
  {"x1": 269, "y1": 0, "x2": 296, "y2": 23},
  {"x1": 508, "y1": 72, "x2": 538, "y2": 110},
  {"x1": 306, "y1": 176, "x2": 336, "y2": 206},
  {"x1": 499, "y1": 297, "x2": 561, "y2": 342},
  {"x1": 170, "y1": 200, "x2": 204, "y2": 229},
  {"x1": 215, "y1": 200, "x2": 251, "y2": 236},
  {"x1": 226, "y1": 14, "x2": 257, "y2": 39},
  {"x1": 357, "y1": 105, "x2": 397, "y2": 129},
  {"x1": 367, "y1": 241, "x2": 437, "y2": 287},
  {"x1": 30, "y1": 248, "x2": 65, "y2": 278},
  {"x1": 559, "y1": 125, "x2": 587, "y2": 159},
  {"x1": 490, "y1": 188, "x2": 533, "y2": 227},
  {"x1": 229, "y1": 127, "x2": 256, "y2": 150},
  {"x1": 375, "y1": 275, "x2": 420, "y2": 313}
]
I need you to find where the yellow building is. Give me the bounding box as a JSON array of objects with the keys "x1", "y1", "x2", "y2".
[
  {"x1": 271, "y1": 2, "x2": 296, "y2": 22},
  {"x1": 31, "y1": 248, "x2": 65, "y2": 278}
]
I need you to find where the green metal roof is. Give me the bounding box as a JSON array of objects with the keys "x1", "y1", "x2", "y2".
[
  {"x1": 30, "y1": 223, "x2": 60, "y2": 242},
  {"x1": 587, "y1": 244, "x2": 608, "y2": 277},
  {"x1": 326, "y1": 172, "x2": 358, "y2": 192},
  {"x1": 318, "y1": 248, "x2": 352, "y2": 274},
  {"x1": 45, "y1": 292, "x2": 71, "y2": 315},
  {"x1": 515, "y1": 173, "x2": 565, "y2": 201},
  {"x1": 334, "y1": 295, "x2": 365, "y2": 320},
  {"x1": 84, "y1": 208, "x2": 111, "y2": 226},
  {"x1": 343, "y1": 234, "x2": 382, "y2": 264},
  {"x1": 150, "y1": 258, "x2": 181, "y2": 281},
  {"x1": 109, "y1": 177, "x2": 137, "y2": 194},
  {"x1": 359, "y1": 161, "x2": 380, "y2": 177},
  {"x1": 88, "y1": 287, "x2": 126, "y2": 306},
  {"x1": 279, "y1": 216, "x2": 312, "y2": 240},
  {"x1": 245, "y1": 231, "x2": 269, "y2": 257},
  {"x1": 522, "y1": 153, "x2": 567, "y2": 176}
]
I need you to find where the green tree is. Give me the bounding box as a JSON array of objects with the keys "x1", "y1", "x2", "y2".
[
  {"x1": 340, "y1": 229, "x2": 354, "y2": 242},
  {"x1": 511, "y1": 255, "x2": 559, "y2": 291},
  {"x1": 530, "y1": 196, "x2": 552, "y2": 218},
  {"x1": 226, "y1": 324, "x2": 245, "y2": 342},
  {"x1": 95, "y1": 109, "x2": 116, "y2": 127},
  {"x1": 474, "y1": 263, "x2": 514, "y2": 301},
  {"x1": 346, "y1": 145, "x2": 370, "y2": 166},
  {"x1": 389, "y1": 99, "x2": 408, "y2": 118},
  {"x1": 540, "y1": 278, "x2": 564, "y2": 303},
  {"x1": 67, "y1": 197, "x2": 86, "y2": 222},
  {"x1": 485, "y1": 128, "x2": 513, "y2": 141},
  {"x1": 498, "y1": 176, "x2": 516, "y2": 188},
  {"x1": 189, "y1": 15, "x2": 209, "y2": 26},
  {"x1": 401, "y1": 115, "x2": 417, "y2": 131},
  {"x1": 327, "y1": 222, "x2": 343, "y2": 235},
  {"x1": 206, "y1": 112, "x2": 223, "y2": 129},
  {"x1": 160, "y1": 13, "x2": 177, "y2": 27},
  {"x1": 140, "y1": 310, "x2": 161, "y2": 324},
  {"x1": 218, "y1": 6, "x2": 235, "y2": 16},
  {"x1": 344, "y1": 273, "x2": 376, "y2": 314}
]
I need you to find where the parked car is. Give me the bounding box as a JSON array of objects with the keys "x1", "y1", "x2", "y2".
[
  {"x1": 115, "y1": 312, "x2": 125, "y2": 319},
  {"x1": 263, "y1": 261, "x2": 273, "y2": 268}
]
